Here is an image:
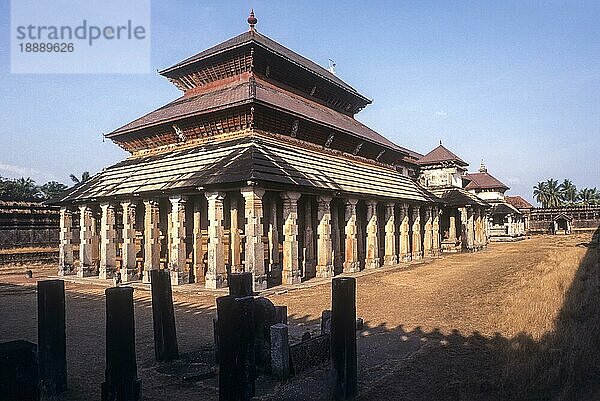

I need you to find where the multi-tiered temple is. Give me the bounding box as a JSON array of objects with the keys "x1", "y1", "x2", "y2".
[{"x1": 54, "y1": 13, "x2": 491, "y2": 289}]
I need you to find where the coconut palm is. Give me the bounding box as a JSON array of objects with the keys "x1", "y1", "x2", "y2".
[
  {"x1": 544, "y1": 179, "x2": 562, "y2": 208},
  {"x1": 533, "y1": 181, "x2": 548, "y2": 207},
  {"x1": 70, "y1": 171, "x2": 90, "y2": 185},
  {"x1": 577, "y1": 187, "x2": 600, "y2": 206},
  {"x1": 559, "y1": 179, "x2": 578, "y2": 205}
]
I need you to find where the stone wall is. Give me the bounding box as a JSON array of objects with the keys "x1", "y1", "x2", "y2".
[
  {"x1": 0, "y1": 201, "x2": 59, "y2": 249},
  {"x1": 528, "y1": 206, "x2": 600, "y2": 234}
]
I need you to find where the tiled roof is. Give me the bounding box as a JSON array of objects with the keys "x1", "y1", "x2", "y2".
[
  {"x1": 416, "y1": 144, "x2": 468, "y2": 166},
  {"x1": 159, "y1": 30, "x2": 368, "y2": 101},
  {"x1": 54, "y1": 135, "x2": 436, "y2": 204},
  {"x1": 430, "y1": 188, "x2": 489, "y2": 208},
  {"x1": 492, "y1": 202, "x2": 521, "y2": 215},
  {"x1": 108, "y1": 77, "x2": 414, "y2": 155},
  {"x1": 464, "y1": 172, "x2": 509, "y2": 191},
  {"x1": 505, "y1": 195, "x2": 533, "y2": 209}
]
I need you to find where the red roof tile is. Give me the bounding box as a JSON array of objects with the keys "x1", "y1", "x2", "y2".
[
  {"x1": 464, "y1": 172, "x2": 509, "y2": 191},
  {"x1": 505, "y1": 195, "x2": 533, "y2": 209},
  {"x1": 416, "y1": 144, "x2": 468, "y2": 166}
]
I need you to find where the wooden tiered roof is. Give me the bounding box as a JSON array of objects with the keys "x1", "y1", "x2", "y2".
[{"x1": 56, "y1": 134, "x2": 438, "y2": 204}]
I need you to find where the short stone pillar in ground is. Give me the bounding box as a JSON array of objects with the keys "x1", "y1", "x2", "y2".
[
  {"x1": 321, "y1": 309, "x2": 332, "y2": 335},
  {"x1": 101, "y1": 287, "x2": 141, "y2": 401},
  {"x1": 254, "y1": 297, "x2": 277, "y2": 374},
  {"x1": 331, "y1": 277, "x2": 357, "y2": 401},
  {"x1": 229, "y1": 272, "x2": 254, "y2": 297},
  {"x1": 217, "y1": 295, "x2": 256, "y2": 400},
  {"x1": 38, "y1": 279, "x2": 67, "y2": 398},
  {"x1": 0, "y1": 340, "x2": 38, "y2": 401},
  {"x1": 270, "y1": 323, "x2": 290, "y2": 380},
  {"x1": 150, "y1": 270, "x2": 179, "y2": 362},
  {"x1": 275, "y1": 305, "x2": 288, "y2": 324}
]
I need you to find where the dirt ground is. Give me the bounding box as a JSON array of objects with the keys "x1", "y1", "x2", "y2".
[{"x1": 0, "y1": 233, "x2": 598, "y2": 400}]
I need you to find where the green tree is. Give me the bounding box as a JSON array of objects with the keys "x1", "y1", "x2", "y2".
[
  {"x1": 39, "y1": 181, "x2": 68, "y2": 200},
  {"x1": 0, "y1": 177, "x2": 41, "y2": 200},
  {"x1": 69, "y1": 171, "x2": 90, "y2": 185},
  {"x1": 544, "y1": 178, "x2": 562, "y2": 208},
  {"x1": 559, "y1": 179, "x2": 578, "y2": 205},
  {"x1": 577, "y1": 187, "x2": 600, "y2": 206},
  {"x1": 533, "y1": 181, "x2": 548, "y2": 208}
]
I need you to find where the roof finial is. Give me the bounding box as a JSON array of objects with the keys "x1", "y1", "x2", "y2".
[
  {"x1": 247, "y1": 9, "x2": 257, "y2": 31},
  {"x1": 439, "y1": 140, "x2": 443, "y2": 145},
  {"x1": 479, "y1": 159, "x2": 487, "y2": 173}
]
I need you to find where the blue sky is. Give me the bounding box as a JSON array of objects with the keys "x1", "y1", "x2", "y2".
[{"x1": 1, "y1": 1, "x2": 599, "y2": 203}]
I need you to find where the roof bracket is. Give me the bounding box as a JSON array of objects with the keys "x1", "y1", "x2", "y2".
[{"x1": 353, "y1": 142, "x2": 363, "y2": 155}]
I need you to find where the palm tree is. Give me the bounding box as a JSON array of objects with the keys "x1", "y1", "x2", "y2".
[
  {"x1": 70, "y1": 171, "x2": 90, "y2": 185},
  {"x1": 559, "y1": 179, "x2": 578, "y2": 205},
  {"x1": 533, "y1": 181, "x2": 548, "y2": 207},
  {"x1": 578, "y1": 187, "x2": 600, "y2": 206},
  {"x1": 544, "y1": 178, "x2": 562, "y2": 208},
  {"x1": 0, "y1": 177, "x2": 41, "y2": 200},
  {"x1": 39, "y1": 181, "x2": 68, "y2": 200}
]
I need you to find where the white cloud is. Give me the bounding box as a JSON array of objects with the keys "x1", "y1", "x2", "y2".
[
  {"x1": 0, "y1": 162, "x2": 57, "y2": 183},
  {"x1": 435, "y1": 110, "x2": 448, "y2": 117}
]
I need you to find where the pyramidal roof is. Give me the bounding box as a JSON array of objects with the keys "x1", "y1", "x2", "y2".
[
  {"x1": 464, "y1": 171, "x2": 509, "y2": 191},
  {"x1": 416, "y1": 144, "x2": 468, "y2": 166},
  {"x1": 159, "y1": 30, "x2": 369, "y2": 102}
]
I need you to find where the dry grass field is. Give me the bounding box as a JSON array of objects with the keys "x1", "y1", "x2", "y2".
[{"x1": 0, "y1": 232, "x2": 598, "y2": 400}]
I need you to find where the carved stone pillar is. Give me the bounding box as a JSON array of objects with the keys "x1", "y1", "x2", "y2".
[
  {"x1": 193, "y1": 198, "x2": 205, "y2": 283},
  {"x1": 241, "y1": 186, "x2": 267, "y2": 291},
  {"x1": 423, "y1": 206, "x2": 433, "y2": 258},
  {"x1": 343, "y1": 199, "x2": 359, "y2": 273},
  {"x1": 432, "y1": 206, "x2": 441, "y2": 256},
  {"x1": 281, "y1": 192, "x2": 301, "y2": 284},
  {"x1": 143, "y1": 199, "x2": 160, "y2": 283},
  {"x1": 268, "y1": 198, "x2": 280, "y2": 272},
  {"x1": 399, "y1": 203, "x2": 411, "y2": 262},
  {"x1": 205, "y1": 192, "x2": 227, "y2": 289},
  {"x1": 460, "y1": 207, "x2": 468, "y2": 250},
  {"x1": 58, "y1": 207, "x2": 73, "y2": 276},
  {"x1": 99, "y1": 203, "x2": 117, "y2": 279},
  {"x1": 303, "y1": 199, "x2": 315, "y2": 278},
  {"x1": 229, "y1": 197, "x2": 243, "y2": 272},
  {"x1": 316, "y1": 196, "x2": 333, "y2": 278},
  {"x1": 467, "y1": 207, "x2": 475, "y2": 250},
  {"x1": 411, "y1": 206, "x2": 422, "y2": 260},
  {"x1": 365, "y1": 200, "x2": 380, "y2": 269},
  {"x1": 120, "y1": 202, "x2": 136, "y2": 282},
  {"x1": 78, "y1": 205, "x2": 95, "y2": 277},
  {"x1": 331, "y1": 203, "x2": 342, "y2": 270},
  {"x1": 169, "y1": 196, "x2": 187, "y2": 285},
  {"x1": 383, "y1": 202, "x2": 397, "y2": 265},
  {"x1": 449, "y1": 211, "x2": 457, "y2": 242}
]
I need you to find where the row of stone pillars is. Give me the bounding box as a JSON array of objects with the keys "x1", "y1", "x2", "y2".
[
  {"x1": 58, "y1": 187, "x2": 441, "y2": 290},
  {"x1": 443, "y1": 206, "x2": 489, "y2": 250}
]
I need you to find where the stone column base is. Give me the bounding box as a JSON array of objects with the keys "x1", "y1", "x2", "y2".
[
  {"x1": 170, "y1": 270, "x2": 187, "y2": 286},
  {"x1": 383, "y1": 255, "x2": 398, "y2": 265},
  {"x1": 316, "y1": 264, "x2": 333, "y2": 278},
  {"x1": 365, "y1": 258, "x2": 380, "y2": 269},
  {"x1": 58, "y1": 265, "x2": 74, "y2": 276},
  {"x1": 412, "y1": 251, "x2": 423, "y2": 260},
  {"x1": 400, "y1": 253, "x2": 412, "y2": 262},
  {"x1": 253, "y1": 274, "x2": 268, "y2": 291},
  {"x1": 282, "y1": 270, "x2": 300, "y2": 285},
  {"x1": 99, "y1": 266, "x2": 116, "y2": 280},
  {"x1": 77, "y1": 266, "x2": 95, "y2": 278},
  {"x1": 205, "y1": 273, "x2": 228, "y2": 289},
  {"x1": 343, "y1": 261, "x2": 360, "y2": 273},
  {"x1": 142, "y1": 269, "x2": 155, "y2": 283}
]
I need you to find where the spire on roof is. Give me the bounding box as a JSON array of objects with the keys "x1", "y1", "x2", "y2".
[
  {"x1": 247, "y1": 9, "x2": 257, "y2": 31},
  {"x1": 479, "y1": 159, "x2": 487, "y2": 173},
  {"x1": 439, "y1": 140, "x2": 442, "y2": 145}
]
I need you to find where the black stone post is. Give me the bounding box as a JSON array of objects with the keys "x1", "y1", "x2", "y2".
[
  {"x1": 0, "y1": 340, "x2": 38, "y2": 401},
  {"x1": 228, "y1": 272, "x2": 253, "y2": 297},
  {"x1": 37, "y1": 279, "x2": 67, "y2": 397},
  {"x1": 101, "y1": 287, "x2": 141, "y2": 401},
  {"x1": 150, "y1": 270, "x2": 179, "y2": 362},
  {"x1": 217, "y1": 295, "x2": 255, "y2": 401},
  {"x1": 331, "y1": 277, "x2": 357, "y2": 401}
]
